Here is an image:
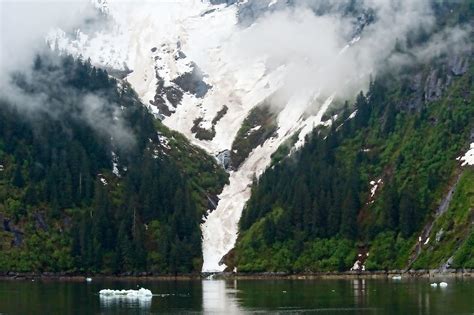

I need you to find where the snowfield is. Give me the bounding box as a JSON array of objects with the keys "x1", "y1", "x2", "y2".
[{"x1": 457, "y1": 143, "x2": 474, "y2": 166}]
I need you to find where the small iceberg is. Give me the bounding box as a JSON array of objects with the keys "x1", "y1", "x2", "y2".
[
  {"x1": 99, "y1": 288, "x2": 152, "y2": 308},
  {"x1": 430, "y1": 283, "x2": 438, "y2": 287},
  {"x1": 439, "y1": 282, "x2": 448, "y2": 288},
  {"x1": 392, "y1": 275, "x2": 402, "y2": 280},
  {"x1": 99, "y1": 288, "x2": 153, "y2": 298}
]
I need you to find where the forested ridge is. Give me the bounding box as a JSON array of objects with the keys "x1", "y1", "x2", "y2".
[
  {"x1": 0, "y1": 54, "x2": 227, "y2": 274},
  {"x1": 1, "y1": 1, "x2": 473, "y2": 277},
  {"x1": 235, "y1": 58, "x2": 474, "y2": 273},
  {"x1": 231, "y1": 1, "x2": 474, "y2": 273}
]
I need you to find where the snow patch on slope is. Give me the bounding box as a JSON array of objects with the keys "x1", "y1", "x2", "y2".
[
  {"x1": 457, "y1": 143, "x2": 474, "y2": 166},
  {"x1": 202, "y1": 94, "x2": 333, "y2": 272}
]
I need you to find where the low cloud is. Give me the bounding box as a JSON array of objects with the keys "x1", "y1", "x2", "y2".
[
  {"x1": 0, "y1": 0, "x2": 135, "y2": 148},
  {"x1": 221, "y1": 0, "x2": 471, "y2": 110},
  {"x1": 0, "y1": 0, "x2": 95, "y2": 81},
  {"x1": 81, "y1": 93, "x2": 136, "y2": 148},
  {"x1": 0, "y1": 0, "x2": 471, "y2": 138}
]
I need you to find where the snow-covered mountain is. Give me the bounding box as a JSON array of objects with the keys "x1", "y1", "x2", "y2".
[{"x1": 48, "y1": 0, "x2": 439, "y2": 272}]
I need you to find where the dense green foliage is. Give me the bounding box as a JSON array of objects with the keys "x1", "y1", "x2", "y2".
[
  {"x1": 411, "y1": 169, "x2": 474, "y2": 269},
  {"x1": 236, "y1": 61, "x2": 474, "y2": 272},
  {"x1": 231, "y1": 105, "x2": 277, "y2": 169},
  {"x1": 0, "y1": 55, "x2": 227, "y2": 274}
]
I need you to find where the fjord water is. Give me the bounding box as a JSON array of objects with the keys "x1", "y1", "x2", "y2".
[{"x1": 1, "y1": 278, "x2": 473, "y2": 314}]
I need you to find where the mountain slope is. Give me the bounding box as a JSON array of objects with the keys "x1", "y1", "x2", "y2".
[
  {"x1": 234, "y1": 57, "x2": 474, "y2": 272},
  {"x1": 44, "y1": 0, "x2": 473, "y2": 272},
  {"x1": 0, "y1": 54, "x2": 227, "y2": 274}
]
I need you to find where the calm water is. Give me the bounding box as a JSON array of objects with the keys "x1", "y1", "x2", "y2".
[{"x1": 0, "y1": 278, "x2": 473, "y2": 314}]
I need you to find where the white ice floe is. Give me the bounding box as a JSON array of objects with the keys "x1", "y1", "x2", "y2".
[
  {"x1": 99, "y1": 288, "x2": 153, "y2": 298},
  {"x1": 99, "y1": 288, "x2": 152, "y2": 309},
  {"x1": 457, "y1": 143, "x2": 474, "y2": 166}
]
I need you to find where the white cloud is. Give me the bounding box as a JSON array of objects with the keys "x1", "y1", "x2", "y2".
[{"x1": 0, "y1": 0, "x2": 95, "y2": 83}]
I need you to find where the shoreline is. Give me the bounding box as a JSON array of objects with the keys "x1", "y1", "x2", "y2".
[{"x1": 1, "y1": 269, "x2": 474, "y2": 281}]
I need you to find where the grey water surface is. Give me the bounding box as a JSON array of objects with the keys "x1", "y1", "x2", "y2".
[{"x1": 0, "y1": 277, "x2": 473, "y2": 314}]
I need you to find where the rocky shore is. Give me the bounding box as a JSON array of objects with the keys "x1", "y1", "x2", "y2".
[{"x1": 1, "y1": 269, "x2": 474, "y2": 281}]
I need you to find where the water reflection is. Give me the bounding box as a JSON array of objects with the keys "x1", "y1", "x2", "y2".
[
  {"x1": 99, "y1": 294, "x2": 152, "y2": 311},
  {"x1": 1, "y1": 278, "x2": 473, "y2": 314},
  {"x1": 352, "y1": 278, "x2": 368, "y2": 308},
  {"x1": 202, "y1": 279, "x2": 243, "y2": 314}
]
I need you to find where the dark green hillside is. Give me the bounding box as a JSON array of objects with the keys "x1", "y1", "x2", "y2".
[
  {"x1": 235, "y1": 58, "x2": 474, "y2": 272},
  {"x1": 0, "y1": 55, "x2": 227, "y2": 274}
]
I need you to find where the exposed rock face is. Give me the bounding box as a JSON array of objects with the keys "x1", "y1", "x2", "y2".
[
  {"x1": 150, "y1": 76, "x2": 183, "y2": 118},
  {"x1": 207, "y1": 194, "x2": 220, "y2": 211},
  {"x1": 237, "y1": 0, "x2": 281, "y2": 26},
  {"x1": 1, "y1": 213, "x2": 24, "y2": 247},
  {"x1": 34, "y1": 213, "x2": 48, "y2": 231},
  {"x1": 210, "y1": 0, "x2": 237, "y2": 5},
  {"x1": 238, "y1": 0, "x2": 374, "y2": 31},
  {"x1": 424, "y1": 69, "x2": 443, "y2": 102},
  {"x1": 449, "y1": 55, "x2": 469, "y2": 76},
  {"x1": 172, "y1": 62, "x2": 211, "y2": 99},
  {"x1": 151, "y1": 58, "x2": 210, "y2": 118},
  {"x1": 217, "y1": 149, "x2": 232, "y2": 170},
  {"x1": 400, "y1": 52, "x2": 471, "y2": 111}
]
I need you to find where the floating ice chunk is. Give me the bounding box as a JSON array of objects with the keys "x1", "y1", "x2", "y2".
[
  {"x1": 430, "y1": 283, "x2": 438, "y2": 287},
  {"x1": 99, "y1": 288, "x2": 152, "y2": 308},
  {"x1": 99, "y1": 288, "x2": 153, "y2": 297},
  {"x1": 439, "y1": 282, "x2": 448, "y2": 288},
  {"x1": 392, "y1": 275, "x2": 402, "y2": 280}
]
